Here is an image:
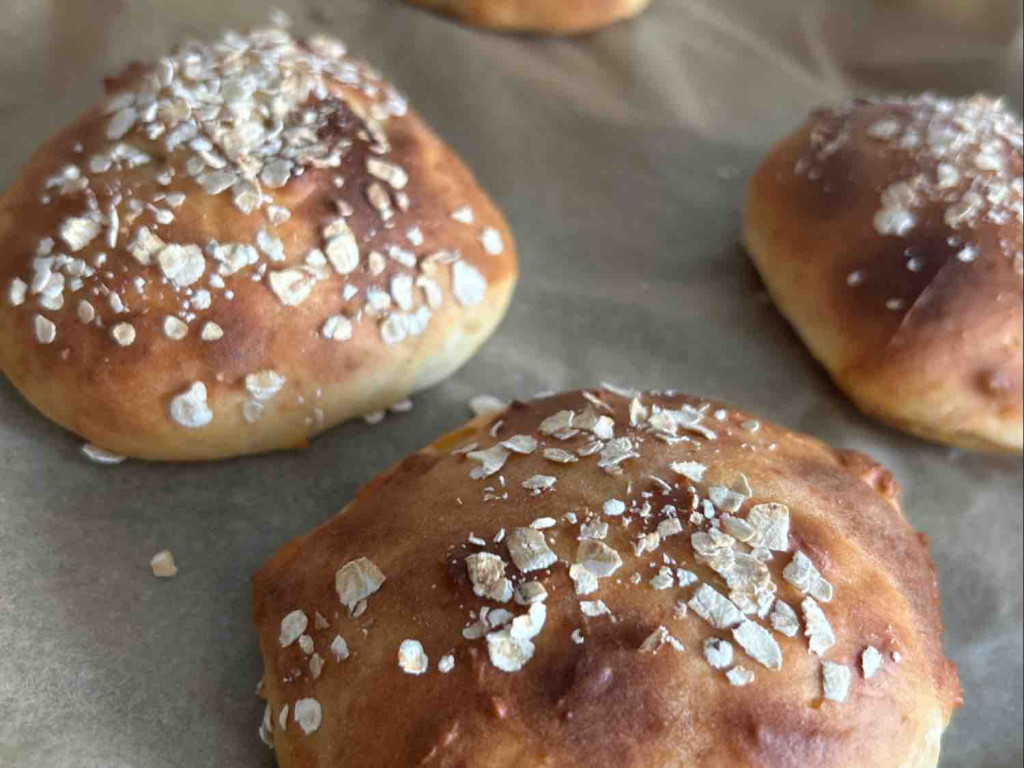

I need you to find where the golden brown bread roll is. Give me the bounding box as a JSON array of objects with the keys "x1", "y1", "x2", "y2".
[
  {"x1": 744, "y1": 95, "x2": 1022, "y2": 453},
  {"x1": 0, "y1": 23, "x2": 517, "y2": 461},
  {"x1": 252, "y1": 387, "x2": 961, "y2": 767},
  {"x1": 403, "y1": 0, "x2": 652, "y2": 34}
]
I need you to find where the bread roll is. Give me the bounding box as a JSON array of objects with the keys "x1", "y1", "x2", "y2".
[
  {"x1": 0, "y1": 23, "x2": 517, "y2": 461},
  {"x1": 744, "y1": 95, "x2": 1022, "y2": 453},
  {"x1": 252, "y1": 387, "x2": 960, "y2": 767},
  {"x1": 403, "y1": 0, "x2": 652, "y2": 35}
]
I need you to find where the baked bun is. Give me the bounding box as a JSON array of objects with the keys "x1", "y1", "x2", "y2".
[
  {"x1": 0, "y1": 23, "x2": 516, "y2": 461},
  {"x1": 403, "y1": 0, "x2": 651, "y2": 35},
  {"x1": 744, "y1": 95, "x2": 1022, "y2": 453},
  {"x1": 252, "y1": 387, "x2": 960, "y2": 767}
]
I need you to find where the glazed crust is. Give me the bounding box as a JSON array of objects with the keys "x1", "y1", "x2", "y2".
[
  {"x1": 0, "y1": 26, "x2": 517, "y2": 461},
  {"x1": 252, "y1": 388, "x2": 960, "y2": 767},
  {"x1": 403, "y1": 0, "x2": 652, "y2": 34},
  {"x1": 744, "y1": 96, "x2": 1023, "y2": 453}
]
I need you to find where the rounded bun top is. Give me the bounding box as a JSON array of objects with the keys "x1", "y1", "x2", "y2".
[
  {"x1": 801, "y1": 95, "x2": 1021, "y2": 271},
  {"x1": 252, "y1": 387, "x2": 960, "y2": 768},
  {"x1": 0, "y1": 21, "x2": 516, "y2": 460},
  {"x1": 403, "y1": 0, "x2": 653, "y2": 35},
  {"x1": 745, "y1": 95, "x2": 1022, "y2": 452}
]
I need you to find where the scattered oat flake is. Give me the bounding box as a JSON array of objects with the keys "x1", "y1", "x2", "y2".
[
  {"x1": 398, "y1": 639, "x2": 429, "y2": 675},
  {"x1": 330, "y1": 635, "x2": 350, "y2": 662},
  {"x1": 769, "y1": 599, "x2": 800, "y2": 638},
  {"x1": 670, "y1": 460, "x2": 706, "y2": 482},
  {"x1": 603, "y1": 499, "x2": 626, "y2": 517},
  {"x1": 501, "y1": 435, "x2": 537, "y2": 454},
  {"x1": 486, "y1": 628, "x2": 535, "y2": 672},
  {"x1": 822, "y1": 661, "x2": 852, "y2": 703},
  {"x1": 862, "y1": 646, "x2": 883, "y2": 679},
  {"x1": 783, "y1": 551, "x2": 833, "y2": 603},
  {"x1": 467, "y1": 444, "x2": 510, "y2": 479},
  {"x1": 727, "y1": 665, "x2": 755, "y2": 687},
  {"x1": 468, "y1": 394, "x2": 506, "y2": 417},
  {"x1": 515, "y1": 581, "x2": 548, "y2": 605},
  {"x1": 577, "y1": 539, "x2": 622, "y2": 577},
  {"x1": 689, "y1": 584, "x2": 744, "y2": 630},
  {"x1": 81, "y1": 443, "x2": 126, "y2": 465},
  {"x1": 507, "y1": 527, "x2": 558, "y2": 573},
  {"x1": 523, "y1": 475, "x2": 557, "y2": 495},
  {"x1": 569, "y1": 564, "x2": 598, "y2": 595},
  {"x1": 701, "y1": 638, "x2": 733, "y2": 669},
  {"x1": 543, "y1": 447, "x2": 578, "y2": 464},
  {"x1": 438, "y1": 654, "x2": 455, "y2": 673},
  {"x1": 801, "y1": 597, "x2": 835, "y2": 656},
  {"x1": 732, "y1": 620, "x2": 783, "y2": 670},
  {"x1": 335, "y1": 558, "x2": 385, "y2": 612},
  {"x1": 451, "y1": 261, "x2": 487, "y2": 307},
  {"x1": 169, "y1": 382, "x2": 213, "y2": 428},
  {"x1": 150, "y1": 549, "x2": 177, "y2": 578},
  {"x1": 293, "y1": 698, "x2": 322, "y2": 735},
  {"x1": 466, "y1": 552, "x2": 513, "y2": 603},
  {"x1": 279, "y1": 610, "x2": 308, "y2": 647}
]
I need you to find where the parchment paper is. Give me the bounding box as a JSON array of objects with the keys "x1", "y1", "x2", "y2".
[{"x1": 0, "y1": 1, "x2": 1021, "y2": 766}]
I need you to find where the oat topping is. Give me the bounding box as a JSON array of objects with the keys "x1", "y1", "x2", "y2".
[
  {"x1": 688, "y1": 584, "x2": 744, "y2": 630},
  {"x1": 469, "y1": 394, "x2": 506, "y2": 416},
  {"x1": 169, "y1": 382, "x2": 213, "y2": 428},
  {"x1": 639, "y1": 626, "x2": 680, "y2": 653},
  {"x1": 801, "y1": 597, "x2": 836, "y2": 656},
  {"x1": 822, "y1": 661, "x2": 852, "y2": 703},
  {"x1": 397, "y1": 639, "x2": 429, "y2": 675},
  {"x1": 670, "y1": 460, "x2": 706, "y2": 482},
  {"x1": 293, "y1": 698, "x2": 322, "y2": 735},
  {"x1": 769, "y1": 599, "x2": 800, "y2": 638},
  {"x1": 329, "y1": 635, "x2": 350, "y2": 662},
  {"x1": 522, "y1": 474, "x2": 557, "y2": 494},
  {"x1": 801, "y1": 95, "x2": 1024, "y2": 303},
  {"x1": 726, "y1": 665, "x2": 755, "y2": 687},
  {"x1": 335, "y1": 557, "x2": 385, "y2": 612},
  {"x1": 111, "y1": 322, "x2": 136, "y2": 347},
  {"x1": 580, "y1": 600, "x2": 610, "y2": 617},
  {"x1": 783, "y1": 551, "x2": 833, "y2": 603},
  {"x1": 259, "y1": 702, "x2": 273, "y2": 748},
  {"x1": 862, "y1": 645, "x2": 883, "y2": 679},
  {"x1": 703, "y1": 637, "x2": 734, "y2": 669},
  {"x1": 506, "y1": 528, "x2": 557, "y2": 573},
  {"x1": 465, "y1": 552, "x2": 513, "y2": 602},
  {"x1": 569, "y1": 564, "x2": 598, "y2": 595},
  {"x1": 514, "y1": 581, "x2": 548, "y2": 605},
  {"x1": 81, "y1": 443, "x2": 127, "y2": 465},
  {"x1": 279, "y1": 610, "x2": 308, "y2": 647},
  {"x1": 150, "y1": 549, "x2": 177, "y2": 577},
  {"x1": 280, "y1": 390, "x2": 898, "y2": 717},
  {"x1": 576, "y1": 540, "x2": 622, "y2": 577},
  {"x1": 486, "y1": 627, "x2": 535, "y2": 672},
  {"x1": 467, "y1": 445, "x2": 510, "y2": 479},
  {"x1": 8, "y1": 24, "x2": 506, "y2": 433},
  {"x1": 732, "y1": 620, "x2": 783, "y2": 670},
  {"x1": 33, "y1": 315, "x2": 56, "y2": 344}
]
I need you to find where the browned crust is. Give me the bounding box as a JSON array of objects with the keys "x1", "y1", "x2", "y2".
[
  {"x1": 743, "y1": 99, "x2": 1023, "y2": 454},
  {"x1": 252, "y1": 388, "x2": 960, "y2": 767},
  {"x1": 0, "y1": 33, "x2": 518, "y2": 461},
  {"x1": 403, "y1": 0, "x2": 652, "y2": 34}
]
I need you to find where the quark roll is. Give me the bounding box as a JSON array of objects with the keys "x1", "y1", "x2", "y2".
[
  {"x1": 0, "y1": 23, "x2": 517, "y2": 460},
  {"x1": 745, "y1": 95, "x2": 1022, "y2": 453},
  {"x1": 252, "y1": 387, "x2": 960, "y2": 767}
]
